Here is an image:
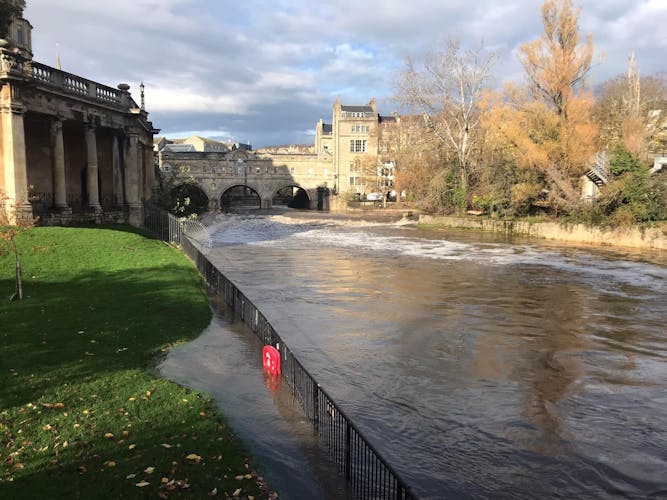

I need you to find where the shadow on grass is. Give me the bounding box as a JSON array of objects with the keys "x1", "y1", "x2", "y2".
[{"x1": 0, "y1": 262, "x2": 211, "y2": 409}]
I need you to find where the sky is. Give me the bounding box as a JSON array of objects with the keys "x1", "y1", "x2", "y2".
[{"x1": 23, "y1": 0, "x2": 667, "y2": 148}]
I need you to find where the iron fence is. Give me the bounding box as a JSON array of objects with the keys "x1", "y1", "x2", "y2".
[
  {"x1": 144, "y1": 205, "x2": 212, "y2": 249},
  {"x1": 144, "y1": 205, "x2": 416, "y2": 500}
]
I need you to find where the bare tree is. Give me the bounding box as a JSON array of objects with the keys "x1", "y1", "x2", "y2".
[
  {"x1": 396, "y1": 39, "x2": 495, "y2": 206},
  {"x1": 0, "y1": 190, "x2": 35, "y2": 301}
]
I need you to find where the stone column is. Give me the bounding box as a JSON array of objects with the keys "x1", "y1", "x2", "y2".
[
  {"x1": 111, "y1": 132, "x2": 124, "y2": 206},
  {"x1": 143, "y1": 144, "x2": 155, "y2": 201},
  {"x1": 51, "y1": 118, "x2": 69, "y2": 209},
  {"x1": 85, "y1": 124, "x2": 101, "y2": 210},
  {"x1": 0, "y1": 84, "x2": 31, "y2": 223},
  {"x1": 124, "y1": 132, "x2": 143, "y2": 227}
]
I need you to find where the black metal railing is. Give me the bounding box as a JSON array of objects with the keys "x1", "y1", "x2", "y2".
[{"x1": 143, "y1": 205, "x2": 416, "y2": 499}]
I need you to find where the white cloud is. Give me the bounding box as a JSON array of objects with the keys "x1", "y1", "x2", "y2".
[{"x1": 22, "y1": 0, "x2": 667, "y2": 147}]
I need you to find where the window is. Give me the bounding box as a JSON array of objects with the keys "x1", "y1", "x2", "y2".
[
  {"x1": 351, "y1": 124, "x2": 370, "y2": 133},
  {"x1": 349, "y1": 160, "x2": 361, "y2": 173},
  {"x1": 17, "y1": 25, "x2": 23, "y2": 46},
  {"x1": 349, "y1": 139, "x2": 367, "y2": 153},
  {"x1": 349, "y1": 176, "x2": 363, "y2": 186},
  {"x1": 290, "y1": 167, "x2": 295, "y2": 174}
]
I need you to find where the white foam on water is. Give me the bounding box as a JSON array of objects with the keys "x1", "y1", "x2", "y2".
[{"x1": 208, "y1": 214, "x2": 666, "y2": 295}]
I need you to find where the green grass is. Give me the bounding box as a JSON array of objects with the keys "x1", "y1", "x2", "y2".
[{"x1": 0, "y1": 226, "x2": 273, "y2": 498}]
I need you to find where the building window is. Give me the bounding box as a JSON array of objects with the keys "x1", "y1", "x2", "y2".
[
  {"x1": 349, "y1": 139, "x2": 367, "y2": 153},
  {"x1": 351, "y1": 124, "x2": 370, "y2": 133},
  {"x1": 349, "y1": 176, "x2": 363, "y2": 186},
  {"x1": 290, "y1": 167, "x2": 295, "y2": 174},
  {"x1": 17, "y1": 25, "x2": 23, "y2": 46}
]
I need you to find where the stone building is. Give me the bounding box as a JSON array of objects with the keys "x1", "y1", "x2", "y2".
[{"x1": 1, "y1": 3, "x2": 158, "y2": 226}]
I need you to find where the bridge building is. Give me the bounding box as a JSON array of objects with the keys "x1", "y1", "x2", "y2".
[
  {"x1": 158, "y1": 97, "x2": 405, "y2": 211},
  {"x1": 1, "y1": 4, "x2": 158, "y2": 226}
]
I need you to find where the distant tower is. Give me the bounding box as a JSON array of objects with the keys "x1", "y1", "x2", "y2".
[
  {"x1": 140, "y1": 82, "x2": 145, "y2": 110},
  {"x1": 3, "y1": 1, "x2": 33, "y2": 60}
]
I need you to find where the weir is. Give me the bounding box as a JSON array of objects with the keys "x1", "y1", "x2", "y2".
[{"x1": 144, "y1": 207, "x2": 416, "y2": 500}]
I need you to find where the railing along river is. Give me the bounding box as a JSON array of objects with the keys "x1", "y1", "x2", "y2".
[{"x1": 144, "y1": 206, "x2": 416, "y2": 500}]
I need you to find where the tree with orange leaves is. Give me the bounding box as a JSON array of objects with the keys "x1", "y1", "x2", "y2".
[{"x1": 485, "y1": 0, "x2": 598, "y2": 212}]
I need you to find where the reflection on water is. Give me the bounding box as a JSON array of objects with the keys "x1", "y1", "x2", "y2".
[
  {"x1": 159, "y1": 298, "x2": 350, "y2": 500},
  {"x1": 193, "y1": 212, "x2": 667, "y2": 499}
]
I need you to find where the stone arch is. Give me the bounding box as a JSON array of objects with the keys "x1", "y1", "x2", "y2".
[
  {"x1": 169, "y1": 183, "x2": 209, "y2": 217},
  {"x1": 273, "y1": 185, "x2": 311, "y2": 209},
  {"x1": 220, "y1": 184, "x2": 262, "y2": 211}
]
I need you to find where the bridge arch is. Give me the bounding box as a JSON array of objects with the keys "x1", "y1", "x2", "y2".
[
  {"x1": 170, "y1": 183, "x2": 209, "y2": 217},
  {"x1": 273, "y1": 185, "x2": 311, "y2": 209},
  {"x1": 220, "y1": 184, "x2": 262, "y2": 211}
]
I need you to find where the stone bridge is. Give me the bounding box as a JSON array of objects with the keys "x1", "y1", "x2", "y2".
[{"x1": 158, "y1": 150, "x2": 333, "y2": 210}]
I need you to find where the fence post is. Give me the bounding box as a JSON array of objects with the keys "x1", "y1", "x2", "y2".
[
  {"x1": 345, "y1": 421, "x2": 351, "y2": 481},
  {"x1": 313, "y1": 383, "x2": 319, "y2": 430}
]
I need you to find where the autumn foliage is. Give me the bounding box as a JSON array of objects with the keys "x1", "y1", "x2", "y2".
[{"x1": 395, "y1": 0, "x2": 666, "y2": 222}]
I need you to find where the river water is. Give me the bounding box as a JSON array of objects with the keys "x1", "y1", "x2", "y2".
[{"x1": 170, "y1": 212, "x2": 667, "y2": 499}]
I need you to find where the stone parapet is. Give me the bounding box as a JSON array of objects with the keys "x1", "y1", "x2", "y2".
[{"x1": 419, "y1": 215, "x2": 667, "y2": 250}]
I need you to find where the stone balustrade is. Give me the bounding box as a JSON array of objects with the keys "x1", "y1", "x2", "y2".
[{"x1": 25, "y1": 60, "x2": 129, "y2": 108}]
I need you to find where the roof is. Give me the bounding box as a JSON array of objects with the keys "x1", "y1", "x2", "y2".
[
  {"x1": 341, "y1": 105, "x2": 374, "y2": 113},
  {"x1": 163, "y1": 144, "x2": 196, "y2": 153},
  {"x1": 379, "y1": 115, "x2": 397, "y2": 123}
]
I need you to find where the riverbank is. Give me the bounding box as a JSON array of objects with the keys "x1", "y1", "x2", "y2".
[
  {"x1": 0, "y1": 227, "x2": 273, "y2": 498},
  {"x1": 419, "y1": 215, "x2": 667, "y2": 250}
]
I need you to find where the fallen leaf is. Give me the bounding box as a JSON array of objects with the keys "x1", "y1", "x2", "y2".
[
  {"x1": 105, "y1": 461, "x2": 116, "y2": 468},
  {"x1": 135, "y1": 481, "x2": 150, "y2": 488},
  {"x1": 144, "y1": 466, "x2": 155, "y2": 474},
  {"x1": 146, "y1": 391, "x2": 151, "y2": 397},
  {"x1": 199, "y1": 412, "x2": 206, "y2": 417},
  {"x1": 233, "y1": 488, "x2": 242, "y2": 496},
  {"x1": 77, "y1": 465, "x2": 87, "y2": 474},
  {"x1": 54, "y1": 403, "x2": 65, "y2": 409},
  {"x1": 128, "y1": 397, "x2": 136, "y2": 402},
  {"x1": 208, "y1": 487, "x2": 218, "y2": 496},
  {"x1": 161, "y1": 443, "x2": 172, "y2": 449},
  {"x1": 126, "y1": 473, "x2": 136, "y2": 479},
  {"x1": 104, "y1": 433, "x2": 114, "y2": 439},
  {"x1": 62, "y1": 441, "x2": 68, "y2": 448},
  {"x1": 128, "y1": 444, "x2": 136, "y2": 450},
  {"x1": 234, "y1": 475, "x2": 244, "y2": 481},
  {"x1": 14, "y1": 463, "x2": 24, "y2": 469},
  {"x1": 244, "y1": 474, "x2": 252, "y2": 479},
  {"x1": 185, "y1": 453, "x2": 201, "y2": 461},
  {"x1": 122, "y1": 430, "x2": 129, "y2": 437}
]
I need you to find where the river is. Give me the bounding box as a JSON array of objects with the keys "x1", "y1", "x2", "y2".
[{"x1": 166, "y1": 212, "x2": 667, "y2": 499}]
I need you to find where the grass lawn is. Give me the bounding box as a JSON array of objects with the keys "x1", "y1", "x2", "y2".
[{"x1": 0, "y1": 226, "x2": 274, "y2": 498}]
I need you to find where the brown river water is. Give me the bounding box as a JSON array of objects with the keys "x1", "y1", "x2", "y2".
[{"x1": 161, "y1": 212, "x2": 667, "y2": 499}]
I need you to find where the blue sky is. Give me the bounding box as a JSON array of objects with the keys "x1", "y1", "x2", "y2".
[{"x1": 24, "y1": 0, "x2": 667, "y2": 147}]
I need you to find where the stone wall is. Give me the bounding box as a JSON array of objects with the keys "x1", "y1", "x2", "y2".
[{"x1": 419, "y1": 215, "x2": 667, "y2": 250}]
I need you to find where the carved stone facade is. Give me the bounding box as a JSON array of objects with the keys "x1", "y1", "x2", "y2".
[{"x1": 0, "y1": 8, "x2": 157, "y2": 226}]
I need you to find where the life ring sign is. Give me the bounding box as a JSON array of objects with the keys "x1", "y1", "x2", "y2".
[{"x1": 262, "y1": 345, "x2": 281, "y2": 376}]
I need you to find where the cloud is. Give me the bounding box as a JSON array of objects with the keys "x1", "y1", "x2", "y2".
[{"x1": 23, "y1": 0, "x2": 666, "y2": 147}]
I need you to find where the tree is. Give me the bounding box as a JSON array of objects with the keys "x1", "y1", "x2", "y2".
[
  {"x1": 484, "y1": 0, "x2": 598, "y2": 212},
  {"x1": 396, "y1": 39, "x2": 495, "y2": 210},
  {"x1": 0, "y1": 190, "x2": 35, "y2": 300},
  {"x1": 0, "y1": 0, "x2": 25, "y2": 39},
  {"x1": 593, "y1": 59, "x2": 667, "y2": 154}
]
